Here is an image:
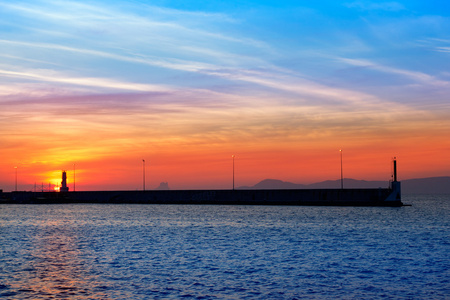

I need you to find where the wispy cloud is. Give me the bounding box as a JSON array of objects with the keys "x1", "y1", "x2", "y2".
[
  {"x1": 0, "y1": 1, "x2": 268, "y2": 51},
  {"x1": 435, "y1": 47, "x2": 450, "y2": 53},
  {"x1": 0, "y1": 39, "x2": 218, "y2": 73},
  {"x1": 0, "y1": 41, "x2": 420, "y2": 116},
  {"x1": 335, "y1": 57, "x2": 449, "y2": 87},
  {"x1": 0, "y1": 68, "x2": 171, "y2": 92}
]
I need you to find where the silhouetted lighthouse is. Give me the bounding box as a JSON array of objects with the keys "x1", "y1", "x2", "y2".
[{"x1": 60, "y1": 170, "x2": 69, "y2": 192}]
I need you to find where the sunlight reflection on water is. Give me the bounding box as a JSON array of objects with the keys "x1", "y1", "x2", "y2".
[{"x1": 0, "y1": 196, "x2": 449, "y2": 299}]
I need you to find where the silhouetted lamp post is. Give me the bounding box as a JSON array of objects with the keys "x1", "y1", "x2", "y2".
[
  {"x1": 340, "y1": 149, "x2": 343, "y2": 189},
  {"x1": 232, "y1": 155, "x2": 235, "y2": 190},
  {"x1": 73, "y1": 163, "x2": 76, "y2": 192},
  {"x1": 143, "y1": 159, "x2": 146, "y2": 191},
  {"x1": 14, "y1": 166, "x2": 17, "y2": 192}
]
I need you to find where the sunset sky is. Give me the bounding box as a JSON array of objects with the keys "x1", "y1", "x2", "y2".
[{"x1": 1, "y1": 0, "x2": 449, "y2": 191}]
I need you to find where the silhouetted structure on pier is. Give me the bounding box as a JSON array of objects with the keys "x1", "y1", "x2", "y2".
[{"x1": 60, "y1": 171, "x2": 69, "y2": 192}]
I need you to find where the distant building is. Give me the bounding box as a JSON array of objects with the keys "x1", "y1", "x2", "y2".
[
  {"x1": 156, "y1": 182, "x2": 170, "y2": 190},
  {"x1": 60, "y1": 171, "x2": 69, "y2": 192}
]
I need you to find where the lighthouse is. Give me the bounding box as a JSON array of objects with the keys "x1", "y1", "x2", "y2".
[{"x1": 60, "y1": 170, "x2": 69, "y2": 192}]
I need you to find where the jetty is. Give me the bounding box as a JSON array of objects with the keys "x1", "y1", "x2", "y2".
[{"x1": 0, "y1": 159, "x2": 403, "y2": 207}]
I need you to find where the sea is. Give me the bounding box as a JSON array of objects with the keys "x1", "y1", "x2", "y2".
[{"x1": 1, "y1": 195, "x2": 448, "y2": 299}]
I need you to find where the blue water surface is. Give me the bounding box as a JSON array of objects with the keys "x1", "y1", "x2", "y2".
[{"x1": 1, "y1": 195, "x2": 449, "y2": 299}]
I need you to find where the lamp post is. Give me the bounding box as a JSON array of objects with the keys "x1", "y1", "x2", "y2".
[
  {"x1": 73, "y1": 163, "x2": 76, "y2": 192},
  {"x1": 340, "y1": 149, "x2": 343, "y2": 189},
  {"x1": 232, "y1": 155, "x2": 235, "y2": 190},
  {"x1": 143, "y1": 159, "x2": 146, "y2": 191},
  {"x1": 14, "y1": 166, "x2": 17, "y2": 192}
]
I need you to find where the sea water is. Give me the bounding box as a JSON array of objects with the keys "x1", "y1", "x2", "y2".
[{"x1": 0, "y1": 195, "x2": 448, "y2": 299}]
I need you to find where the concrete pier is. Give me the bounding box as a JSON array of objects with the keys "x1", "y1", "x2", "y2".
[{"x1": 1, "y1": 187, "x2": 403, "y2": 206}]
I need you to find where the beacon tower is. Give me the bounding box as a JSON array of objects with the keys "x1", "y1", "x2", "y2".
[{"x1": 60, "y1": 170, "x2": 69, "y2": 192}]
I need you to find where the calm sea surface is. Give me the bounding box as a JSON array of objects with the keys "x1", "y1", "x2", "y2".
[{"x1": 1, "y1": 195, "x2": 449, "y2": 299}]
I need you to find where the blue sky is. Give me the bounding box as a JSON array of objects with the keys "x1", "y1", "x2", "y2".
[
  {"x1": 1, "y1": 0, "x2": 449, "y2": 190},
  {"x1": 2, "y1": 0, "x2": 449, "y2": 97}
]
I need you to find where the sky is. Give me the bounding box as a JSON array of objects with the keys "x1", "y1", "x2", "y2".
[{"x1": 1, "y1": 0, "x2": 449, "y2": 191}]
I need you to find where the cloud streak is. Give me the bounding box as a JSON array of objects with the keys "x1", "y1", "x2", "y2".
[{"x1": 335, "y1": 57, "x2": 450, "y2": 86}]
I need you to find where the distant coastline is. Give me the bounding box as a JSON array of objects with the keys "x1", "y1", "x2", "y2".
[
  {"x1": 238, "y1": 176, "x2": 450, "y2": 195},
  {"x1": 1, "y1": 176, "x2": 448, "y2": 195}
]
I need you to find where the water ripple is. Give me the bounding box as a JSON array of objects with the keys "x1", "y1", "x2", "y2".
[{"x1": 1, "y1": 196, "x2": 449, "y2": 299}]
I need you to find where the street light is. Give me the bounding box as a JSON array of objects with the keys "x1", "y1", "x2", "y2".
[
  {"x1": 73, "y1": 163, "x2": 76, "y2": 192},
  {"x1": 232, "y1": 155, "x2": 235, "y2": 190},
  {"x1": 340, "y1": 149, "x2": 343, "y2": 189},
  {"x1": 143, "y1": 159, "x2": 146, "y2": 191},
  {"x1": 14, "y1": 166, "x2": 17, "y2": 192}
]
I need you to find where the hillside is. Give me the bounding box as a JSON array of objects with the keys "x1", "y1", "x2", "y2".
[{"x1": 239, "y1": 177, "x2": 450, "y2": 194}]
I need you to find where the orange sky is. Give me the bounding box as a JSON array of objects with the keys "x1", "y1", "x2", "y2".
[{"x1": 2, "y1": 107, "x2": 449, "y2": 191}]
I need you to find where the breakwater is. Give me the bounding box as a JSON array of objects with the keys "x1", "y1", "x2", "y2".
[{"x1": 1, "y1": 184, "x2": 402, "y2": 206}]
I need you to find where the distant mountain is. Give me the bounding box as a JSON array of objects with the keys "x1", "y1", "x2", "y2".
[
  {"x1": 401, "y1": 177, "x2": 450, "y2": 194},
  {"x1": 238, "y1": 178, "x2": 390, "y2": 190},
  {"x1": 307, "y1": 178, "x2": 391, "y2": 189},
  {"x1": 253, "y1": 179, "x2": 306, "y2": 189},
  {"x1": 238, "y1": 177, "x2": 450, "y2": 194}
]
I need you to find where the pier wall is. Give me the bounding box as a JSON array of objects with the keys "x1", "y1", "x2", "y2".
[{"x1": 1, "y1": 188, "x2": 402, "y2": 206}]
